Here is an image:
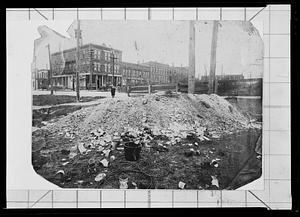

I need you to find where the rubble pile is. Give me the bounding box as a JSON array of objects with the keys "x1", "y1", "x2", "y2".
[
  {"x1": 33, "y1": 92, "x2": 262, "y2": 189},
  {"x1": 44, "y1": 92, "x2": 253, "y2": 141}
]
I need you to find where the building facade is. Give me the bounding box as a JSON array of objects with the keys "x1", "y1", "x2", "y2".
[
  {"x1": 142, "y1": 61, "x2": 176, "y2": 84},
  {"x1": 120, "y1": 62, "x2": 150, "y2": 86},
  {"x1": 51, "y1": 43, "x2": 122, "y2": 90},
  {"x1": 47, "y1": 43, "x2": 189, "y2": 90},
  {"x1": 36, "y1": 69, "x2": 50, "y2": 89}
]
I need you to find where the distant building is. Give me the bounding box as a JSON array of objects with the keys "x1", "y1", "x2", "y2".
[
  {"x1": 120, "y1": 62, "x2": 150, "y2": 86},
  {"x1": 51, "y1": 43, "x2": 122, "y2": 90},
  {"x1": 49, "y1": 43, "x2": 189, "y2": 89},
  {"x1": 141, "y1": 61, "x2": 189, "y2": 84},
  {"x1": 36, "y1": 69, "x2": 50, "y2": 89},
  {"x1": 170, "y1": 66, "x2": 189, "y2": 83},
  {"x1": 200, "y1": 74, "x2": 244, "y2": 82}
]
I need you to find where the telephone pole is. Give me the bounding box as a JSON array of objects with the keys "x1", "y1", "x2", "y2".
[
  {"x1": 34, "y1": 55, "x2": 37, "y2": 90},
  {"x1": 75, "y1": 19, "x2": 81, "y2": 102},
  {"x1": 46, "y1": 44, "x2": 53, "y2": 95},
  {"x1": 208, "y1": 20, "x2": 219, "y2": 94},
  {"x1": 188, "y1": 20, "x2": 195, "y2": 94},
  {"x1": 110, "y1": 50, "x2": 118, "y2": 86}
]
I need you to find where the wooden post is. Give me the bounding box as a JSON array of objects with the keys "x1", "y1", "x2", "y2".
[
  {"x1": 188, "y1": 20, "x2": 195, "y2": 94},
  {"x1": 46, "y1": 44, "x2": 53, "y2": 95},
  {"x1": 75, "y1": 19, "x2": 81, "y2": 101},
  {"x1": 89, "y1": 44, "x2": 92, "y2": 90},
  {"x1": 208, "y1": 20, "x2": 219, "y2": 94}
]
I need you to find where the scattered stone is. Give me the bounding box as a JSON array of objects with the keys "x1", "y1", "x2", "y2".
[
  {"x1": 119, "y1": 176, "x2": 129, "y2": 189},
  {"x1": 77, "y1": 143, "x2": 87, "y2": 154},
  {"x1": 178, "y1": 181, "x2": 186, "y2": 189},
  {"x1": 100, "y1": 159, "x2": 109, "y2": 167},
  {"x1": 142, "y1": 99, "x2": 148, "y2": 105},
  {"x1": 103, "y1": 149, "x2": 111, "y2": 158},
  {"x1": 62, "y1": 162, "x2": 69, "y2": 166},
  {"x1": 211, "y1": 175, "x2": 219, "y2": 188},
  {"x1": 132, "y1": 182, "x2": 138, "y2": 189},
  {"x1": 201, "y1": 101, "x2": 211, "y2": 108},
  {"x1": 55, "y1": 170, "x2": 65, "y2": 175},
  {"x1": 98, "y1": 146, "x2": 104, "y2": 152},
  {"x1": 69, "y1": 152, "x2": 77, "y2": 159},
  {"x1": 95, "y1": 173, "x2": 106, "y2": 182}
]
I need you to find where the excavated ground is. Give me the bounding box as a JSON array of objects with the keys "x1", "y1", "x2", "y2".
[{"x1": 32, "y1": 91, "x2": 262, "y2": 189}]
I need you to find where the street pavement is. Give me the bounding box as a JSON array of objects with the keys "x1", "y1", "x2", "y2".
[{"x1": 32, "y1": 90, "x2": 139, "y2": 110}]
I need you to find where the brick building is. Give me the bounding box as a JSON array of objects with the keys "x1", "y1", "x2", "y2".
[
  {"x1": 36, "y1": 69, "x2": 50, "y2": 89},
  {"x1": 120, "y1": 62, "x2": 150, "y2": 86},
  {"x1": 51, "y1": 43, "x2": 122, "y2": 90},
  {"x1": 141, "y1": 61, "x2": 175, "y2": 84},
  {"x1": 48, "y1": 43, "x2": 188, "y2": 90}
]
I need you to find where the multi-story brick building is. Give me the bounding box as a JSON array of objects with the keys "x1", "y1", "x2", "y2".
[
  {"x1": 119, "y1": 62, "x2": 150, "y2": 86},
  {"x1": 49, "y1": 43, "x2": 189, "y2": 90},
  {"x1": 141, "y1": 61, "x2": 175, "y2": 84},
  {"x1": 51, "y1": 43, "x2": 122, "y2": 90}
]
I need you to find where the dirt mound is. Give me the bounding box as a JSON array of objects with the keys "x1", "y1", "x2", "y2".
[
  {"x1": 33, "y1": 92, "x2": 262, "y2": 189},
  {"x1": 43, "y1": 92, "x2": 252, "y2": 141}
]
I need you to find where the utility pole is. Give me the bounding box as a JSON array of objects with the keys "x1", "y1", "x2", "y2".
[
  {"x1": 34, "y1": 55, "x2": 37, "y2": 90},
  {"x1": 89, "y1": 44, "x2": 92, "y2": 90},
  {"x1": 46, "y1": 44, "x2": 53, "y2": 95},
  {"x1": 208, "y1": 20, "x2": 219, "y2": 94},
  {"x1": 75, "y1": 19, "x2": 81, "y2": 102},
  {"x1": 188, "y1": 20, "x2": 195, "y2": 94},
  {"x1": 110, "y1": 50, "x2": 118, "y2": 86}
]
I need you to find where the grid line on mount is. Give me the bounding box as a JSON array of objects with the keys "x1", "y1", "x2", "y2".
[
  {"x1": 6, "y1": 197, "x2": 295, "y2": 204},
  {"x1": 6, "y1": 8, "x2": 292, "y2": 12},
  {"x1": 268, "y1": 6, "x2": 271, "y2": 208},
  {"x1": 6, "y1": 5, "x2": 291, "y2": 209}
]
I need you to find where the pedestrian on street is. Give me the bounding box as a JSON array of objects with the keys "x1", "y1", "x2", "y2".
[
  {"x1": 111, "y1": 84, "x2": 116, "y2": 98},
  {"x1": 127, "y1": 85, "x2": 131, "y2": 97}
]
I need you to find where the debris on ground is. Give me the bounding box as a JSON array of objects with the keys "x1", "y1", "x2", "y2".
[
  {"x1": 55, "y1": 170, "x2": 65, "y2": 175},
  {"x1": 178, "y1": 181, "x2": 186, "y2": 189},
  {"x1": 100, "y1": 159, "x2": 109, "y2": 167},
  {"x1": 77, "y1": 143, "x2": 87, "y2": 154},
  {"x1": 119, "y1": 175, "x2": 129, "y2": 189},
  {"x1": 95, "y1": 173, "x2": 106, "y2": 182},
  {"x1": 32, "y1": 92, "x2": 262, "y2": 189},
  {"x1": 211, "y1": 175, "x2": 219, "y2": 188}
]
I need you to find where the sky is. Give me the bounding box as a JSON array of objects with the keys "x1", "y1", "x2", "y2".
[{"x1": 31, "y1": 20, "x2": 263, "y2": 79}]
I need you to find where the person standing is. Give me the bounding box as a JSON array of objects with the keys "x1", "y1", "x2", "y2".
[{"x1": 110, "y1": 84, "x2": 116, "y2": 98}]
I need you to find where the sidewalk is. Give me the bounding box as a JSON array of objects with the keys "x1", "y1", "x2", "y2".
[{"x1": 32, "y1": 90, "x2": 131, "y2": 110}]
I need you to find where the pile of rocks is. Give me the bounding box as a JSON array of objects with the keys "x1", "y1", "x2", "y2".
[{"x1": 42, "y1": 92, "x2": 260, "y2": 150}]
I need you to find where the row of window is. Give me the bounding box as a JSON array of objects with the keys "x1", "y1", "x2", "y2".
[
  {"x1": 150, "y1": 67, "x2": 175, "y2": 76},
  {"x1": 93, "y1": 63, "x2": 120, "y2": 73},
  {"x1": 91, "y1": 49, "x2": 120, "y2": 62},
  {"x1": 122, "y1": 68, "x2": 150, "y2": 79},
  {"x1": 37, "y1": 72, "x2": 49, "y2": 79}
]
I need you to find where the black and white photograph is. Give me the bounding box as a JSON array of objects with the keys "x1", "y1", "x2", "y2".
[
  {"x1": 30, "y1": 20, "x2": 263, "y2": 190},
  {"x1": 29, "y1": 20, "x2": 264, "y2": 190}
]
